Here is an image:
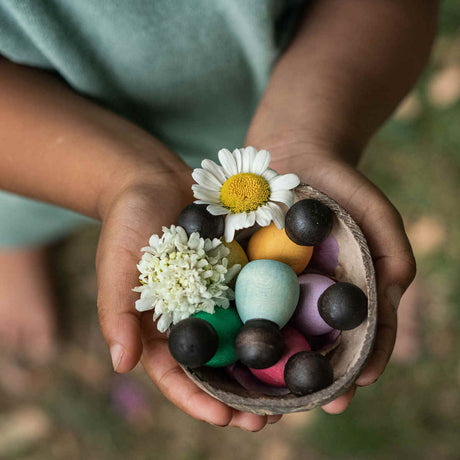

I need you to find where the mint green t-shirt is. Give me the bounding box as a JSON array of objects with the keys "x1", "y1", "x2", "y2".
[{"x1": 0, "y1": 0, "x2": 304, "y2": 246}]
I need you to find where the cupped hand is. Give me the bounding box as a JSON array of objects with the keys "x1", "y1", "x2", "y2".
[
  {"x1": 269, "y1": 144, "x2": 416, "y2": 414},
  {"x1": 95, "y1": 178, "x2": 281, "y2": 430}
]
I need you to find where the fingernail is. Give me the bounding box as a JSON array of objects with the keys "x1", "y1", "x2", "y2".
[
  {"x1": 110, "y1": 344, "x2": 124, "y2": 371},
  {"x1": 386, "y1": 285, "x2": 403, "y2": 312}
]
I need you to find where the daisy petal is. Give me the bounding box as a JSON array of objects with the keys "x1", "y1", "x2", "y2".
[
  {"x1": 218, "y1": 148, "x2": 238, "y2": 177},
  {"x1": 192, "y1": 168, "x2": 223, "y2": 189},
  {"x1": 224, "y1": 214, "x2": 238, "y2": 242},
  {"x1": 192, "y1": 185, "x2": 221, "y2": 203},
  {"x1": 270, "y1": 189, "x2": 295, "y2": 207},
  {"x1": 267, "y1": 202, "x2": 285, "y2": 229},
  {"x1": 246, "y1": 211, "x2": 256, "y2": 227},
  {"x1": 269, "y1": 173, "x2": 300, "y2": 191},
  {"x1": 242, "y1": 146, "x2": 257, "y2": 172},
  {"x1": 262, "y1": 168, "x2": 278, "y2": 181},
  {"x1": 255, "y1": 206, "x2": 271, "y2": 227},
  {"x1": 201, "y1": 159, "x2": 226, "y2": 184},
  {"x1": 236, "y1": 212, "x2": 248, "y2": 230},
  {"x1": 252, "y1": 149, "x2": 271, "y2": 175},
  {"x1": 207, "y1": 204, "x2": 230, "y2": 215},
  {"x1": 233, "y1": 148, "x2": 243, "y2": 172}
]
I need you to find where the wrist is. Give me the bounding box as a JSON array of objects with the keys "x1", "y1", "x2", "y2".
[
  {"x1": 244, "y1": 135, "x2": 362, "y2": 175},
  {"x1": 96, "y1": 154, "x2": 194, "y2": 222},
  {"x1": 245, "y1": 113, "x2": 364, "y2": 168}
]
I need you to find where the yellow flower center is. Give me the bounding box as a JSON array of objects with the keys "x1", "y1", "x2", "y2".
[{"x1": 220, "y1": 173, "x2": 271, "y2": 213}]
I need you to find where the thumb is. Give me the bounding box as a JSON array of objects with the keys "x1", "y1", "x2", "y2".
[{"x1": 96, "y1": 221, "x2": 143, "y2": 373}]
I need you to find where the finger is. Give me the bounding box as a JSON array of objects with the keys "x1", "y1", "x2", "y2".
[
  {"x1": 96, "y1": 224, "x2": 143, "y2": 373},
  {"x1": 140, "y1": 319, "x2": 234, "y2": 426},
  {"x1": 354, "y1": 198, "x2": 416, "y2": 291},
  {"x1": 228, "y1": 411, "x2": 268, "y2": 431},
  {"x1": 267, "y1": 414, "x2": 283, "y2": 424},
  {"x1": 356, "y1": 299, "x2": 396, "y2": 386},
  {"x1": 321, "y1": 385, "x2": 357, "y2": 414},
  {"x1": 307, "y1": 165, "x2": 416, "y2": 385},
  {"x1": 304, "y1": 161, "x2": 416, "y2": 288},
  {"x1": 314, "y1": 167, "x2": 416, "y2": 384},
  {"x1": 354, "y1": 199, "x2": 415, "y2": 385},
  {"x1": 355, "y1": 250, "x2": 403, "y2": 386}
]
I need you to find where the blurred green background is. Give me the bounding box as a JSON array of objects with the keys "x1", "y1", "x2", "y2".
[{"x1": 1, "y1": 2, "x2": 459, "y2": 459}]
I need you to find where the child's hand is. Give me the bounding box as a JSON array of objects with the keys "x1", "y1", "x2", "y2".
[
  {"x1": 242, "y1": 0, "x2": 435, "y2": 415},
  {"x1": 268, "y1": 143, "x2": 416, "y2": 414},
  {"x1": 0, "y1": 59, "x2": 279, "y2": 429},
  {"x1": 95, "y1": 180, "x2": 281, "y2": 430}
]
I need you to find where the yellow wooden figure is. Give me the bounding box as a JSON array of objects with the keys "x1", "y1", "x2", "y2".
[{"x1": 247, "y1": 223, "x2": 313, "y2": 274}]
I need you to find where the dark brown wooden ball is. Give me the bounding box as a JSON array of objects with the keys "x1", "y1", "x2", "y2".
[
  {"x1": 318, "y1": 282, "x2": 368, "y2": 330},
  {"x1": 284, "y1": 351, "x2": 333, "y2": 396},
  {"x1": 177, "y1": 203, "x2": 225, "y2": 239},
  {"x1": 285, "y1": 199, "x2": 333, "y2": 246},
  {"x1": 235, "y1": 319, "x2": 284, "y2": 369},
  {"x1": 168, "y1": 318, "x2": 219, "y2": 368}
]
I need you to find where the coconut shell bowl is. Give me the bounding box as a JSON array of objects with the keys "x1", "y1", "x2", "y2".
[{"x1": 180, "y1": 184, "x2": 378, "y2": 415}]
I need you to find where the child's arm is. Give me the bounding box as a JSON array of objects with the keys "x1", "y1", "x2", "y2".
[
  {"x1": 247, "y1": 0, "x2": 438, "y2": 412},
  {"x1": 0, "y1": 58, "x2": 192, "y2": 217},
  {"x1": 0, "y1": 58, "x2": 275, "y2": 430}
]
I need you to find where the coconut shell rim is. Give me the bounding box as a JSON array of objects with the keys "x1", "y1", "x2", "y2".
[{"x1": 180, "y1": 183, "x2": 378, "y2": 415}]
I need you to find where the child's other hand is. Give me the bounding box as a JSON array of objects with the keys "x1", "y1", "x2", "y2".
[
  {"x1": 269, "y1": 143, "x2": 416, "y2": 414},
  {"x1": 95, "y1": 178, "x2": 281, "y2": 430}
]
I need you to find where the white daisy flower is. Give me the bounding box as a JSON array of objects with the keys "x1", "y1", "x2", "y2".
[
  {"x1": 192, "y1": 147, "x2": 300, "y2": 242},
  {"x1": 133, "y1": 225, "x2": 241, "y2": 332}
]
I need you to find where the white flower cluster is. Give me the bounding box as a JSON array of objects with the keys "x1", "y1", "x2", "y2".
[{"x1": 133, "y1": 225, "x2": 240, "y2": 332}]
